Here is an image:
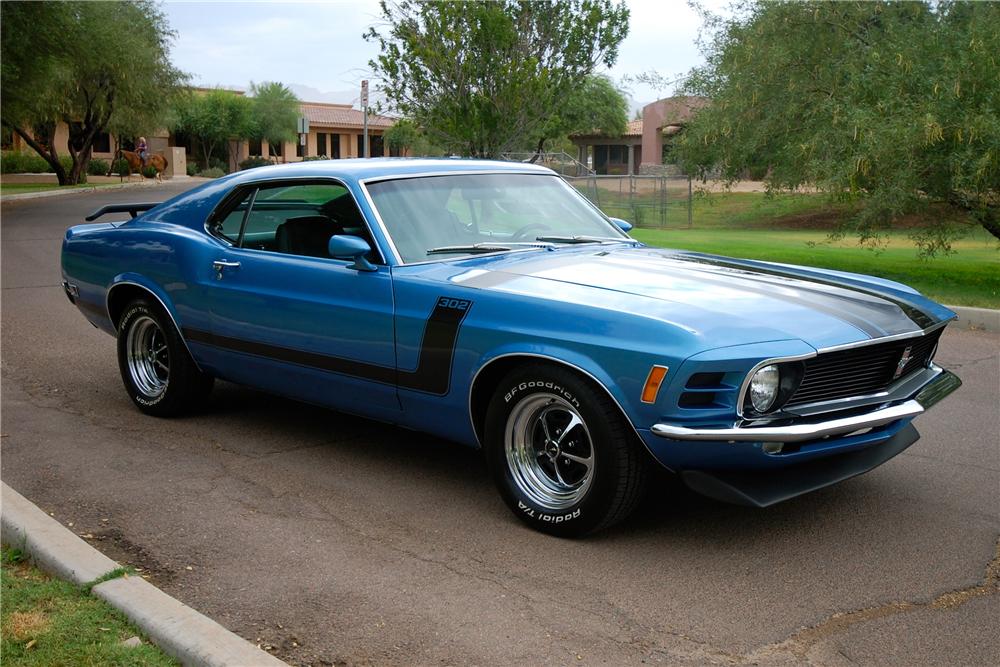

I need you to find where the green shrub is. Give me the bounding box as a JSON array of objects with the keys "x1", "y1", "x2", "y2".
[
  {"x1": 196, "y1": 167, "x2": 225, "y2": 178},
  {"x1": 239, "y1": 156, "x2": 271, "y2": 170},
  {"x1": 1, "y1": 151, "x2": 77, "y2": 175},
  {"x1": 1, "y1": 150, "x2": 50, "y2": 173},
  {"x1": 301, "y1": 155, "x2": 329, "y2": 162},
  {"x1": 111, "y1": 158, "x2": 130, "y2": 175},
  {"x1": 87, "y1": 158, "x2": 109, "y2": 176},
  {"x1": 141, "y1": 165, "x2": 159, "y2": 178},
  {"x1": 207, "y1": 157, "x2": 228, "y2": 173},
  {"x1": 186, "y1": 162, "x2": 199, "y2": 177}
]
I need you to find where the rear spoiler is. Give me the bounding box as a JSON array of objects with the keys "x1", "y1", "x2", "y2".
[{"x1": 85, "y1": 203, "x2": 161, "y2": 222}]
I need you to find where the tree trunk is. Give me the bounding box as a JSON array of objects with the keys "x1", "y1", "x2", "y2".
[
  {"x1": 5, "y1": 122, "x2": 69, "y2": 184},
  {"x1": 949, "y1": 191, "x2": 1000, "y2": 241},
  {"x1": 974, "y1": 207, "x2": 1000, "y2": 241},
  {"x1": 528, "y1": 137, "x2": 546, "y2": 164}
]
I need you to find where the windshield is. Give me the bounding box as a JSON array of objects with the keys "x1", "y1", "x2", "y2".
[{"x1": 364, "y1": 173, "x2": 627, "y2": 263}]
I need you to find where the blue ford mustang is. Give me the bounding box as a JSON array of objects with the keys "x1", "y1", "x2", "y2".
[{"x1": 61, "y1": 159, "x2": 961, "y2": 535}]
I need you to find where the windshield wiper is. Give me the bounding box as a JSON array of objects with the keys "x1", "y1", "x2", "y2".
[
  {"x1": 535, "y1": 235, "x2": 628, "y2": 244},
  {"x1": 426, "y1": 243, "x2": 512, "y2": 255}
]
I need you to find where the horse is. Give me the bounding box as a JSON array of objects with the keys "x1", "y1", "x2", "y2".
[{"x1": 109, "y1": 149, "x2": 169, "y2": 182}]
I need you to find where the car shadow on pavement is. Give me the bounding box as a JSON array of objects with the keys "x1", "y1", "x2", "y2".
[{"x1": 197, "y1": 380, "x2": 875, "y2": 544}]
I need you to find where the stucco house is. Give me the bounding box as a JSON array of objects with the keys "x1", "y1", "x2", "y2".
[
  {"x1": 5, "y1": 88, "x2": 399, "y2": 173},
  {"x1": 570, "y1": 95, "x2": 708, "y2": 175}
]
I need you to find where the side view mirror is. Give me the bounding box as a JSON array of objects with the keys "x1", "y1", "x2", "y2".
[
  {"x1": 329, "y1": 235, "x2": 377, "y2": 272},
  {"x1": 609, "y1": 217, "x2": 633, "y2": 233}
]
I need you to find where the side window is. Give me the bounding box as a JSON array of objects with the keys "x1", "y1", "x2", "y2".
[
  {"x1": 215, "y1": 182, "x2": 379, "y2": 262},
  {"x1": 215, "y1": 190, "x2": 254, "y2": 242}
]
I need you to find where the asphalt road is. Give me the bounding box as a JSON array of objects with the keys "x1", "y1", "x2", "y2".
[{"x1": 2, "y1": 183, "x2": 998, "y2": 667}]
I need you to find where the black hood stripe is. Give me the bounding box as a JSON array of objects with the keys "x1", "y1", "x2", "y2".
[{"x1": 671, "y1": 253, "x2": 938, "y2": 330}]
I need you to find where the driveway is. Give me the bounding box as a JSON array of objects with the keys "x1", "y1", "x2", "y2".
[{"x1": 2, "y1": 183, "x2": 997, "y2": 666}]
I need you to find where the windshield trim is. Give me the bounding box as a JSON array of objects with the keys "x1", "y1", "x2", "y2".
[{"x1": 357, "y1": 170, "x2": 628, "y2": 265}]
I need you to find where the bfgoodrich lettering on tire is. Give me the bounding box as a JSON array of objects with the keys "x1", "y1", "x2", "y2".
[
  {"x1": 116, "y1": 298, "x2": 213, "y2": 417},
  {"x1": 484, "y1": 364, "x2": 648, "y2": 536}
]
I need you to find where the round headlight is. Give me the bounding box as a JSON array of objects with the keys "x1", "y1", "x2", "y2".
[{"x1": 749, "y1": 364, "x2": 781, "y2": 413}]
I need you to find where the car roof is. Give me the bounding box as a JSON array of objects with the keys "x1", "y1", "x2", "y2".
[
  {"x1": 221, "y1": 157, "x2": 556, "y2": 186},
  {"x1": 146, "y1": 158, "x2": 560, "y2": 247}
]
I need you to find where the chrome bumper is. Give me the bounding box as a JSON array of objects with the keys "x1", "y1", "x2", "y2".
[{"x1": 651, "y1": 370, "x2": 961, "y2": 443}]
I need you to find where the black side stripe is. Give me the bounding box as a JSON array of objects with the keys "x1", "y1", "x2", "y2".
[{"x1": 182, "y1": 296, "x2": 472, "y2": 396}]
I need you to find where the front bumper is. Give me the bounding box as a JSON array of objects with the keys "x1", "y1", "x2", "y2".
[{"x1": 650, "y1": 369, "x2": 961, "y2": 443}]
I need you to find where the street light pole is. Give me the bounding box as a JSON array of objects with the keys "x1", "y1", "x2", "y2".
[{"x1": 362, "y1": 80, "x2": 369, "y2": 158}]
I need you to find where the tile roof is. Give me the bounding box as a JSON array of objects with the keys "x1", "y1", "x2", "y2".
[
  {"x1": 624, "y1": 119, "x2": 643, "y2": 136},
  {"x1": 300, "y1": 103, "x2": 396, "y2": 129}
]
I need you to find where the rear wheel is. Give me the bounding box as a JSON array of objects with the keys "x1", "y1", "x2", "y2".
[
  {"x1": 484, "y1": 364, "x2": 648, "y2": 536},
  {"x1": 116, "y1": 298, "x2": 212, "y2": 416}
]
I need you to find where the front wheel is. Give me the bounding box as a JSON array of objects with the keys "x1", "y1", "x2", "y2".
[
  {"x1": 117, "y1": 298, "x2": 213, "y2": 417},
  {"x1": 484, "y1": 364, "x2": 648, "y2": 536}
]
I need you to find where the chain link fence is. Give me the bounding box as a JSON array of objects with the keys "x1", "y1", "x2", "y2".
[{"x1": 565, "y1": 175, "x2": 693, "y2": 229}]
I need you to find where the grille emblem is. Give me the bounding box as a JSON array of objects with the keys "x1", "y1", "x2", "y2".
[{"x1": 893, "y1": 346, "x2": 914, "y2": 379}]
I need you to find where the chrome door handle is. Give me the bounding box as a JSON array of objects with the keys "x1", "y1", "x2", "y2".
[
  {"x1": 213, "y1": 260, "x2": 241, "y2": 270},
  {"x1": 213, "y1": 259, "x2": 240, "y2": 279}
]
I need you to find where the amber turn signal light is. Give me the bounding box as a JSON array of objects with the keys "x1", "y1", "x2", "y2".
[{"x1": 641, "y1": 365, "x2": 669, "y2": 404}]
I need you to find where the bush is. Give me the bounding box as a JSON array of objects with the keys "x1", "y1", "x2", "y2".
[
  {"x1": 239, "y1": 156, "x2": 271, "y2": 170},
  {"x1": 141, "y1": 165, "x2": 159, "y2": 179},
  {"x1": 0, "y1": 151, "x2": 79, "y2": 175},
  {"x1": 185, "y1": 162, "x2": 199, "y2": 177},
  {"x1": 1, "y1": 150, "x2": 50, "y2": 173},
  {"x1": 111, "y1": 158, "x2": 130, "y2": 175},
  {"x1": 207, "y1": 157, "x2": 228, "y2": 173},
  {"x1": 301, "y1": 155, "x2": 329, "y2": 162},
  {"x1": 196, "y1": 167, "x2": 225, "y2": 178},
  {"x1": 87, "y1": 158, "x2": 109, "y2": 176}
]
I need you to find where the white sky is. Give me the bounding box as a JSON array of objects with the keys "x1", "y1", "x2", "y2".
[{"x1": 163, "y1": 0, "x2": 725, "y2": 111}]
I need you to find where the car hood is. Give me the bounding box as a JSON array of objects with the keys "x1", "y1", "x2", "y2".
[{"x1": 451, "y1": 244, "x2": 954, "y2": 351}]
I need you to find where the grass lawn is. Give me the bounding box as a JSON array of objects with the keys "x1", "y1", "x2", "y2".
[
  {"x1": 1, "y1": 548, "x2": 176, "y2": 666},
  {"x1": 594, "y1": 191, "x2": 1000, "y2": 309}
]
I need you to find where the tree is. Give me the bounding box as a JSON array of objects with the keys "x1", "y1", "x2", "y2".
[
  {"x1": 366, "y1": 0, "x2": 629, "y2": 158},
  {"x1": 530, "y1": 73, "x2": 627, "y2": 158},
  {"x1": 1, "y1": 1, "x2": 186, "y2": 184},
  {"x1": 248, "y1": 81, "x2": 299, "y2": 153},
  {"x1": 171, "y1": 89, "x2": 254, "y2": 170},
  {"x1": 674, "y1": 1, "x2": 1000, "y2": 252}
]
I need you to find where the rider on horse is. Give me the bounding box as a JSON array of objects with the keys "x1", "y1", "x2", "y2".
[{"x1": 136, "y1": 136, "x2": 149, "y2": 168}]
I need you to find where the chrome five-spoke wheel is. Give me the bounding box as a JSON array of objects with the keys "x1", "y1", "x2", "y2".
[
  {"x1": 486, "y1": 364, "x2": 648, "y2": 536},
  {"x1": 117, "y1": 297, "x2": 212, "y2": 416},
  {"x1": 125, "y1": 315, "x2": 170, "y2": 397},
  {"x1": 505, "y1": 393, "x2": 595, "y2": 511}
]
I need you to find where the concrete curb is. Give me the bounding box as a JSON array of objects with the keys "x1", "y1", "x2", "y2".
[
  {"x1": 946, "y1": 305, "x2": 1000, "y2": 333},
  {"x1": 0, "y1": 179, "x2": 168, "y2": 202},
  {"x1": 1, "y1": 483, "x2": 287, "y2": 667}
]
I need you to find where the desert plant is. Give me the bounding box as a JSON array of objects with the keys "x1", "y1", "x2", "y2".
[
  {"x1": 87, "y1": 158, "x2": 109, "y2": 176},
  {"x1": 239, "y1": 156, "x2": 271, "y2": 170},
  {"x1": 196, "y1": 167, "x2": 225, "y2": 178}
]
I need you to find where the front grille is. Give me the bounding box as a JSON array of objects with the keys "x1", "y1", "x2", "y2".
[{"x1": 785, "y1": 327, "x2": 943, "y2": 408}]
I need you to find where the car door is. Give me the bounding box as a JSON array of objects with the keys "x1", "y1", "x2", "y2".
[{"x1": 196, "y1": 179, "x2": 399, "y2": 417}]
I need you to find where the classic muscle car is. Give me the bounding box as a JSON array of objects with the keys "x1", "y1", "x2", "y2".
[{"x1": 61, "y1": 159, "x2": 961, "y2": 535}]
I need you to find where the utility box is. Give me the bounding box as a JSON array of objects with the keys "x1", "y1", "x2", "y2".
[{"x1": 166, "y1": 147, "x2": 187, "y2": 179}]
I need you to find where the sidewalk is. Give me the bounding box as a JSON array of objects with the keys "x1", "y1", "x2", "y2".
[{"x1": 1, "y1": 483, "x2": 287, "y2": 667}]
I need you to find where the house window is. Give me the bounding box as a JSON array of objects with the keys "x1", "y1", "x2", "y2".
[
  {"x1": 330, "y1": 134, "x2": 340, "y2": 159},
  {"x1": 608, "y1": 145, "x2": 626, "y2": 163},
  {"x1": 269, "y1": 142, "x2": 283, "y2": 158},
  {"x1": 357, "y1": 134, "x2": 366, "y2": 157},
  {"x1": 93, "y1": 132, "x2": 111, "y2": 153},
  {"x1": 317, "y1": 132, "x2": 327, "y2": 157},
  {"x1": 370, "y1": 135, "x2": 384, "y2": 158},
  {"x1": 296, "y1": 141, "x2": 304, "y2": 158},
  {"x1": 249, "y1": 139, "x2": 262, "y2": 156}
]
